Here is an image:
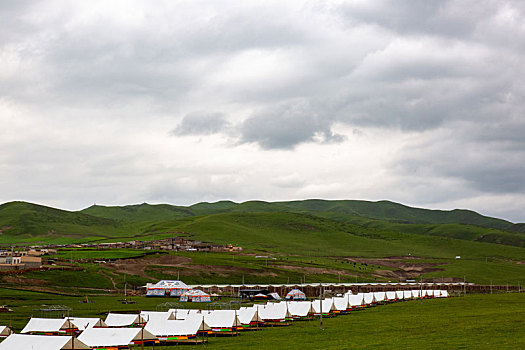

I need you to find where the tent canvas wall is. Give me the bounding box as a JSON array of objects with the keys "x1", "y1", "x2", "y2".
[
  {"x1": 196, "y1": 310, "x2": 242, "y2": 332},
  {"x1": 237, "y1": 307, "x2": 264, "y2": 326},
  {"x1": 78, "y1": 327, "x2": 158, "y2": 348},
  {"x1": 332, "y1": 297, "x2": 350, "y2": 313},
  {"x1": 0, "y1": 334, "x2": 89, "y2": 350},
  {"x1": 145, "y1": 318, "x2": 210, "y2": 341},
  {"x1": 287, "y1": 301, "x2": 314, "y2": 319},
  {"x1": 349, "y1": 294, "x2": 365, "y2": 309}
]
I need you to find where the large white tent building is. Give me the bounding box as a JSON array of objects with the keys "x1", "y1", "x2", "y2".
[{"x1": 146, "y1": 280, "x2": 190, "y2": 297}]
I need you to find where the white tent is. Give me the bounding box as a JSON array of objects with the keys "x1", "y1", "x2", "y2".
[
  {"x1": 237, "y1": 306, "x2": 263, "y2": 326},
  {"x1": 0, "y1": 334, "x2": 89, "y2": 350},
  {"x1": 145, "y1": 317, "x2": 210, "y2": 341},
  {"x1": 440, "y1": 290, "x2": 449, "y2": 298},
  {"x1": 349, "y1": 294, "x2": 365, "y2": 308},
  {"x1": 403, "y1": 290, "x2": 412, "y2": 299},
  {"x1": 68, "y1": 317, "x2": 107, "y2": 331},
  {"x1": 373, "y1": 292, "x2": 386, "y2": 303},
  {"x1": 0, "y1": 326, "x2": 13, "y2": 338},
  {"x1": 170, "y1": 309, "x2": 201, "y2": 320},
  {"x1": 258, "y1": 303, "x2": 292, "y2": 322},
  {"x1": 141, "y1": 311, "x2": 175, "y2": 323},
  {"x1": 78, "y1": 327, "x2": 158, "y2": 348},
  {"x1": 311, "y1": 299, "x2": 335, "y2": 315},
  {"x1": 363, "y1": 293, "x2": 376, "y2": 306},
  {"x1": 105, "y1": 313, "x2": 146, "y2": 327},
  {"x1": 411, "y1": 290, "x2": 421, "y2": 299},
  {"x1": 332, "y1": 296, "x2": 350, "y2": 312},
  {"x1": 198, "y1": 310, "x2": 242, "y2": 331},
  {"x1": 432, "y1": 290, "x2": 441, "y2": 297},
  {"x1": 21, "y1": 318, "x2": 77, "y2": 335},
  {"x1": 386, "y1": 291, "x2": 397, "y2": 301},
  {"x1": 396, "y1": 291, "x2": 404, "y2": 300},
  {"x1": 287, "y1": 301, "x2": 314, "y2": 318}
]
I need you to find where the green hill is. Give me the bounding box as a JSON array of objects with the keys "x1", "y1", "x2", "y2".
[
  {"x1": 0, "y1": 201, "x2": 130, "y2": 243},
  {"x1": 82, "y1": 203, "x2": 194, "y2": 222}
]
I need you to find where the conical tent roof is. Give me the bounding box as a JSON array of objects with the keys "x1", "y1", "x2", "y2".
[
  {"x1": 285, "y1": 289, "x2": 306, "y2": 300},
  {"x1": 151, "y1": 280, "x2": 189, "y2": 289}
]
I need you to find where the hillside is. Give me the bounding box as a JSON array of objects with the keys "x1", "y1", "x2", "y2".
[
  {"x1": 77, "y1": 199, "x2": 524, "y2": 247},
  {"x1": 0, "y1": 201, "x2": 130, "y2": 243}
]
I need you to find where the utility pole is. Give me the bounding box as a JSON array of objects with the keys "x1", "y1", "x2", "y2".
[{"x1": 319, "y1": 284, "x2": 323, "y2": 330}]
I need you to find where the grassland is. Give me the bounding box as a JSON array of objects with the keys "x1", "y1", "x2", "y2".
[{"x1": 0, "y1": 289, "x2": 523, "y2": 349}]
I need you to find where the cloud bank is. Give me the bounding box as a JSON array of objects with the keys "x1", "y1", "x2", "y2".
[{"x1": 1, "y1": 0, "x2": 524, "y2": 221}]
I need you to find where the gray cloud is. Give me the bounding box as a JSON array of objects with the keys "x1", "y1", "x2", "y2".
[
  {"x1": 1, "y1": 0, "x2": 525, "y2": 221},
  {"x1": 172, "y1": 112, "x2": 231, "y2": 136},
  {"x1": 239, "y1": 101, "x2": 345, "y2": 149}
]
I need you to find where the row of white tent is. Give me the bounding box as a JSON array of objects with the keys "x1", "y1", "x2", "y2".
[{"x1": 0, "y1": 289, "x2": 449, "y2": 349}]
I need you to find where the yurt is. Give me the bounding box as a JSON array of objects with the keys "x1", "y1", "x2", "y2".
[
  {"x1": 179, "y1": 289, "x2": 211, "y2": 303},
  {"x1": 285, "y1": 289, "x2": 307, "y2": 300}
]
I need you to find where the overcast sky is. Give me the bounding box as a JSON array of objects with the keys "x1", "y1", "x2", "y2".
[{"x1": 1, "y1": 0, "x2": 524, "y2": 222}]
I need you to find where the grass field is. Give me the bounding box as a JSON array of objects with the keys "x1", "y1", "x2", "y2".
[{"x1": 0, "y1": 290, "x2": 523, "y2": 349}]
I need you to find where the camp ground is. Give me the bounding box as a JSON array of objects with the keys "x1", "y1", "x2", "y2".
[
  {"x1": 287, "y1": 301, "x2": 315, "y2": 320},
  {"x1": 0, "y1": 334, "x2": 89, "y2": 350},
  {"x1": 144, "y1": 318, "x2": 210, "y2": 344},
  {"x1": 21, "y1": 318, "x2": 78, "y2": 335},
  {"x1": 104, "y1": 313, "x2": 146, "y2": 327},
  {"x1": 77, "y1": 327, "x2": 158, "y2": 349},
  {"x1": 285, "y1": 289, "x2": 307, "y2": 300},
  {"x1": 237, "y1": 306, "x2": 264, "y2": 328},
  {"x1": 68, "y1": 317, "x2": 107, "y2": 331},
  {"x1": 0, "y1": 289, "x2": 453, "y2": 349}
]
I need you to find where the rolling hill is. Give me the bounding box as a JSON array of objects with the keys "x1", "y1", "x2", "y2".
[{"x1": 1, "y1": 199, "x2": 524, "y2": 249}]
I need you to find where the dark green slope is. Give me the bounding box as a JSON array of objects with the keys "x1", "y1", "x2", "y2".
[
  {"x1": 277, "y1": 199, "x2": 513, "y2": 229},
  {"x1": 0, "y1": 201, "x2": 123, "y2": 239},
  {"x1": 82, "y1": 203, "x2": 193, "y2": 222},
  {"x1": 142, "y1": 211, "x2": 525, "y2": 260}
]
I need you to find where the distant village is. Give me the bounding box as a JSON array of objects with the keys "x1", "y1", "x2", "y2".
[{"x1": 0, "y1": 236, "x2": 242, "y2": 271}]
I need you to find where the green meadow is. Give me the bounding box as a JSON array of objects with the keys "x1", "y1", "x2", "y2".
[{"x1": 0, "y1": 289, "x2": 523, "y2": 349}]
